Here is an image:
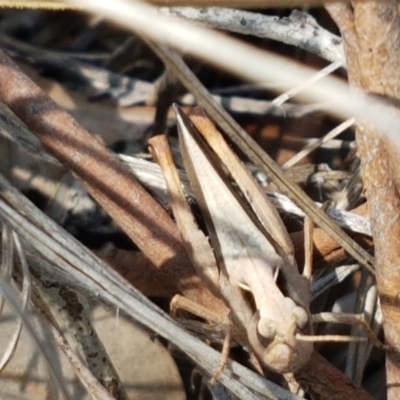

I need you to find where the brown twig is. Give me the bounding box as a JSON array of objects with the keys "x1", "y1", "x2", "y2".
[
  {"x1": 295, "y1": 352, "x2": 373, "y2": 400},
  {"x1": 97, "y1": 249, "x2": 176, "y2": 298},
  {"x1": 291, "y1": 227, "x2": 373, "y2": 270}
]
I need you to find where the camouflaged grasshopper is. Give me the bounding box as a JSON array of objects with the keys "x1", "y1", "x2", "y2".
[{"x1": 173, "y1": 105, "x2": 313, "y2": 373}]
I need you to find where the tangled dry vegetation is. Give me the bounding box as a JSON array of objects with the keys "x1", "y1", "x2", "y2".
[{"x1": 1, "y1": 1, "x2": 400, "y2": 399}]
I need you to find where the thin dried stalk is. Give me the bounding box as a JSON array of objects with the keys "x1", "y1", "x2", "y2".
[
  {"x1": 35, "y1": 280, "x2": 129, "y2": 400},
  {"x1": 31, "y1": 279, "x2": 118, "y2": 400},
  {"x1": 0, "y1": 0, "x2": 387, "y2": 10},
  {"x1": 0, "y1": 273, "x2": 71, "y2": 398},
  {"x1": 283, "y1": 118, "x2": 355, "y2": 169},
  {"x1": 0, "y1": 229, "x2": 30, "y2": 372},
  {"x1": 0, "y1": 226, "x2": 13, "y2": 314}
]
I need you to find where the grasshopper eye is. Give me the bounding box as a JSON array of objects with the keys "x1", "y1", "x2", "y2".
[
  {"x1": 293, "y1": 306, "x2": 309, "y2": 330},
  {"x1": 258, "y1": 317, "x2": 277, "y2": 340}
]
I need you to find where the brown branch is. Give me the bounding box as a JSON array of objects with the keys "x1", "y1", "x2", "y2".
[
  {"x1": 326, "y1": 2, "x2": 400, "y2": 398},
  {"x1": 0, "y1": 48, "x2": 227, "y2": 315},
  {"x1": 291, "y1": 204, "x2": 373, "y2": 269},
  {"x1": 291, "y1": 228, "x2": 373, "y2": 270},
  {"x1": 97, "y1": 249, "x2": 176, "y2": 298},
  {"x1": 295, "y1": 352, "x2": 373, "y2": 400}
]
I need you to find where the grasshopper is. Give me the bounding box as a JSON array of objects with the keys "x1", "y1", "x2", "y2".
[{"x1": 173, "y1": 105, "x2": 313, "y2": 374}]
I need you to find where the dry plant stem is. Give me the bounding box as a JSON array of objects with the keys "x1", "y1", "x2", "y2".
[
  {"x1": 0, "y1": 49, "x2": 226, "y2": 314},
  {"x1": 291, "y1": 228, "x2": 372, "y2": 270},
  {"x1": 303, "y1": 217, "x2": 313, "y2": 280},
  {"x1": 326, "y1": 2, "x2": 400, "y2": 396},
  {"x1": 282, "y1": 118, "x2": 355, "y2": 169},
  {"x1": 264, "y1": 191, "x2": 370, "y2": 236},
  {"x1": 0, "y1": 226, "x2": 13, "y2": 315},
  {"x1": 30, "y1": 280, "x2": 118, "y2": 400},
  {"x1": 0, "y1": 0, "x2": 383, "y2": 10},
  {"x1": 0, "y1": 272, "x2": 71, "y2": 398},
  {"x1": 272, "y1": 59, "x2": 344, "y2": 108},
  {"x1": 35, "y1": 279, "x2": 129, "y2": 400},
  {"x1": 291, "y1": 203, "x2": 373, "y2": 270},
  {"x1": 1, "y1": 233, "x2": 31, "y2": 371},
  {"x1": 295, "y1": 352, "x2": 373, "y2": 400},
  {"x1": 358, "y1": 285, "x2": 383, "y2": 379},
  {"x1": 345, "y1": 270, "x2": 373, "y2": 383},
  {"x1": 149, "y1": 0, "x2": 390, "y2": 5}
]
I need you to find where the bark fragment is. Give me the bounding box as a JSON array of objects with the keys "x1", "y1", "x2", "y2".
[{"x1": 326, "y1": 2, "x2": 400, "y2": 397}]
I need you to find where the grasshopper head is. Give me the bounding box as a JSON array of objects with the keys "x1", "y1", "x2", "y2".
[{"x1": 249, "y1": 298, "x2": 313, "y2": 373}]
